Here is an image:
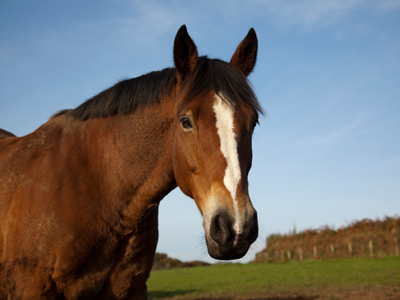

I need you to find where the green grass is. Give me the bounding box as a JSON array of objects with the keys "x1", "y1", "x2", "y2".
[{"x1": 147, "y1": 257, "x2": 400, "y2": 299}]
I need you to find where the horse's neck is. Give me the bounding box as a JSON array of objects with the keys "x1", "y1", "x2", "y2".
[{"x1": 67, "y1": 104, "x2": 177, "y2": 229}]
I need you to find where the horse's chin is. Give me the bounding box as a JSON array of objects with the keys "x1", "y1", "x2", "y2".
[{"x1": 205, "y1": 235, "x2": 251, "y2": 260}]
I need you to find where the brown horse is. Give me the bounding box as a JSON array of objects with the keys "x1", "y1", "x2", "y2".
[{"x1": 0, "y1": 25, "x2": 262, "y2": 299}]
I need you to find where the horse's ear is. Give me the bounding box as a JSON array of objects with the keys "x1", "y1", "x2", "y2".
[
  {"x1": 230, "y1": 28, "x2": 258, "y2": 77},
  {"x1": 174, "y1": 25, "x2": 198, "y2": 82}
]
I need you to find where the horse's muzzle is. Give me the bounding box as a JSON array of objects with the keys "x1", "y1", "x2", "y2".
[{"x1": 205, "y1": 209, "x2": 258, "y2": 260}]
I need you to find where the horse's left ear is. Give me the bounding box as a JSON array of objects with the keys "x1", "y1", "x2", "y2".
[
  {"x1": 174, "y1": 25, "x2": 198, "y2": 82},
  {"x1": 230, "y1": 28, "x2": 258, "y2": 77}
]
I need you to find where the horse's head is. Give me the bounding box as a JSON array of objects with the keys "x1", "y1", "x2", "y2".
[{"x1": 172, "y1": 26, "x2": 262, "y2": 260}]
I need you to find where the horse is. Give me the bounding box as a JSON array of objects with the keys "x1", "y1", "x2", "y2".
[
  {"x1": 0, "y1": 25, "x2": 263, "y2": 299},
  {"x1": 0, "y1": 129, "x2": 15, "y2": 139}
]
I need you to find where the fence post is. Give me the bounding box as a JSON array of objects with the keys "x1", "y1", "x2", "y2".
[
  {"x1": 369, "y1": 240, "x2": 373, "y2": 258},
  {"x1": 313, "y1": 245, "x2": 317, "y2": 259},
  {"x1": 348, "y1": 242, "x2": 352, "y2": 256},
  {"x1": 394, "y1": 238, "x2": 399, "y2": 257},
  {"x1": 264, "y1": 251, "x2": 269, "y2": 261},
  {"x1": 298, "y1": 247, "x2": 303, "y2": 261},
  {"x1": 330, "y1": 244, "x2": 335, "y2": 254},
  {"x1": 287, "y1": 251, "x2": 291, "y2": 260}
]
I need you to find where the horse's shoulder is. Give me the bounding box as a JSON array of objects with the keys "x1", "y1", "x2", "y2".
[
  {"x1": 0, "y1": 128, "x2": 16, "y2": 139},
  {"x1": 0, "y1": 118, "x2": 70, "y2": 182}
]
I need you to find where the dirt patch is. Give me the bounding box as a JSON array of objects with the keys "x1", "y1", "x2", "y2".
[
  {"x1": 234, "y1": 286, "x2": 400, "y2": 300},
  {"x1": 160, "y1": 285, "x2": 400, "y2": 300}
]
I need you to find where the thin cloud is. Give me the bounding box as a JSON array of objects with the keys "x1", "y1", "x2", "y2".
[
  {"x1": 249, "y1": 0, "x2": 400, "y2": 30},
  {"x1": 377, "y1": 0, "x2": 400, "y2": 11},
  {"x1": 0, "y1": 42, "x2": 13, "y2": 59},
  {"x1": 115, "y1": 1, "x2": 187, "y2": 45},
  {"x1": 305, "y1": 112, "x2": 366, "y2": 145}
]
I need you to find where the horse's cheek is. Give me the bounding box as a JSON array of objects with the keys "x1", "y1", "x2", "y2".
[{"x1": 172, "y1": 139, "x2": 197, "y2": 199}]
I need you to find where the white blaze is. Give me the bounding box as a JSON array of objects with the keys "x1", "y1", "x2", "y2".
[{"x1": 213, "y1": 94, "x2": 242, "y2": 233}]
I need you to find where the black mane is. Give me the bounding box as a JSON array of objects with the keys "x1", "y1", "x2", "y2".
[
  {"x1": 66, "y1": 56, "x2": 263, "y2": 121},
  {"x1": 70, "y1": 68, "x2": 177, "y2": 120}
]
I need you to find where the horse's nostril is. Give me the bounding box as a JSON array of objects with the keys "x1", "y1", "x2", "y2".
[{"x1": 209, "y1": 213, "x2": 231, "y2": 245}]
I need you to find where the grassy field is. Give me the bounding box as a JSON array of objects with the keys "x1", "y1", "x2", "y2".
[{"x1": 147, "y1": 257, "x2": 400, "y2": 299}]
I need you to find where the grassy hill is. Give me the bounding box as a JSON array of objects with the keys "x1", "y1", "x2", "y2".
[
  {"x1": 152, "y1": 253, "x2": 210, "y2": 270},
  {"x1": 148, "y1": 257, "x2": 400, "y2": 299}
]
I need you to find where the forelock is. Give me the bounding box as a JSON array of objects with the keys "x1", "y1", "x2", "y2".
[{"x1": 180, "y1": 56, "x2": 263, "y2": 116}]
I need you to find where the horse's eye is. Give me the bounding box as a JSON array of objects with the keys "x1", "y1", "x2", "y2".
[
  {"x1": 252, "y1": 119, "x2": 258, "y2": 129},
  {"x1": 180, "y1": 117, "x2": 192, "y2": 130}
]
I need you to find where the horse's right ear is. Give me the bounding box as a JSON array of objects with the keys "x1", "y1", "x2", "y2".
[{"x1": 174, "y1": 25, "x2": 198, "y2": 82}]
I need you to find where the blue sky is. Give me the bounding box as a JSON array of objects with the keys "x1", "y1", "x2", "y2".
[{"x1": 1, "y1": 0, "x2": 399, "y2": 263}]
